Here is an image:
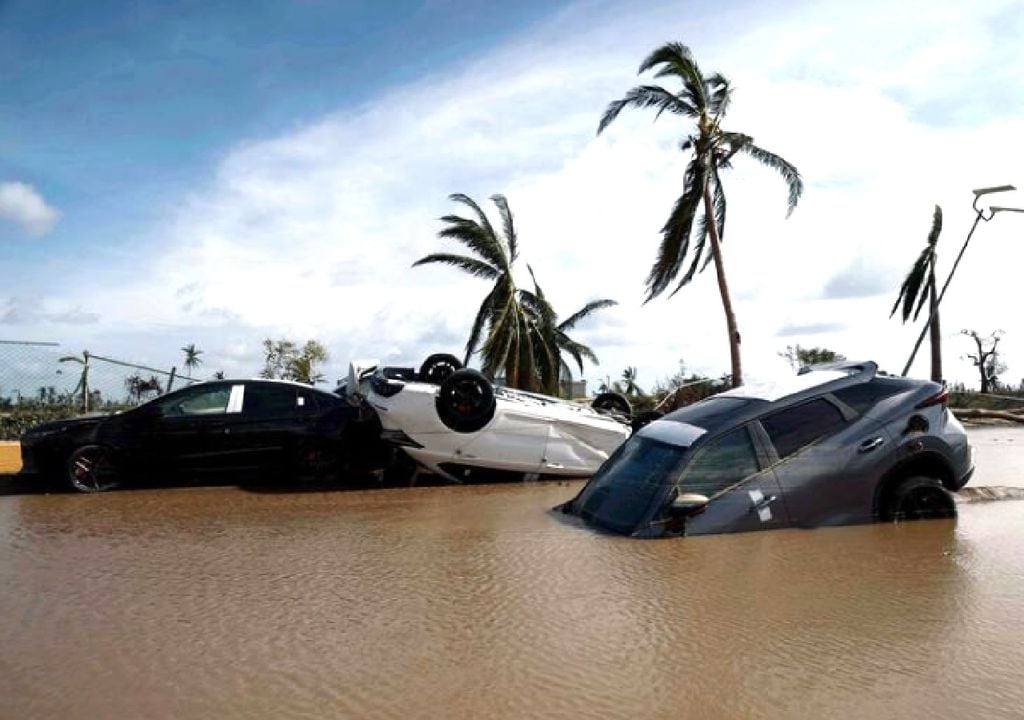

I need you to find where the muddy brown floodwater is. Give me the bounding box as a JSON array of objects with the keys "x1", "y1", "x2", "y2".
[{"x1": 1, "y1": 429, "x2": 1023, "y2": 719}]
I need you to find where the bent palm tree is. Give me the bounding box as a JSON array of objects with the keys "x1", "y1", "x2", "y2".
[
  {"x1": 414, "y1": 194, "x2": 537, "y2": 389},
  {"x1": 598, "y1": 42, "x2": 803, "y2": 387},
  {"x1": 890, "y1": 205, "x2": 943, "y2": 382}
]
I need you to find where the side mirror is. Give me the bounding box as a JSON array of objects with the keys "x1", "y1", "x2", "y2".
[{"x1": 669, "y1": 493, "x2": 709, "y2": 518}]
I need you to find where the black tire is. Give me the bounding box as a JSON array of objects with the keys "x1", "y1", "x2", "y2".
[
  {"x1": 418, "y1": 353, "x2": 463, "y2": 385},
  {"x1": 630, "y1": 410, "x2": 663, "y2": 433},
  {"x1": 882, "y1": 475, "x2": 956, "y2": 522},
  {"x1": 295, "y1": 438, "x2": 339, "y2": 480},
  {"x1": 66, "y1": 445, "x2": 120, "y2": 493},
  {"x1": 592, "y1": 392, "x2": 632, "y2": 418},
  {"x1": 436, "y1": 369, "x2": 496, "y2": 433}
]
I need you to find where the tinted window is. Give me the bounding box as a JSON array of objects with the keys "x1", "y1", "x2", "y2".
[
  {"x1": 573, "y1": 436, "x2": 689, "y2": 534},
  {"x1": 681, "y1": 426, "x2": 759, "y2": 497},
  {"x1": 831, "y1": 378, "x2": 910, "y2": 415},
  {"x1": 244, "y1": 384, "x2": 300, "y2": 417},
  {"x1": 165, "y1": 386, "x2": 232, "y2": 416},
  {"x1": 762, "y1": 398, "x2": 846, "y2": 459}
]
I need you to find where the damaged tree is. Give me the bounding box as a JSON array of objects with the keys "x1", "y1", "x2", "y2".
[{"x1": 961, "y1": 329, "x2": 1006, "y2": 394}]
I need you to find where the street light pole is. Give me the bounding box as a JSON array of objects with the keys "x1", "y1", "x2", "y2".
[{"x1": 901, "y1": 185, "x2": 1021, "y2": 377}]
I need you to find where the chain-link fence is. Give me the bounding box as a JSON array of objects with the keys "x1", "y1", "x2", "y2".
[{"x1": 0, "y1": 340, "x2": 203, "y2": 439}]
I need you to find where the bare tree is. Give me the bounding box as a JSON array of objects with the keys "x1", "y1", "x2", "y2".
[{"x1": 961, "y1": 329, "x2": 1006, "y2": 393}]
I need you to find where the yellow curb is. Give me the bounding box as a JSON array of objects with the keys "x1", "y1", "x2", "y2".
[{"x1": 0, "y1": 442, "x2": 22, "y2": 474}]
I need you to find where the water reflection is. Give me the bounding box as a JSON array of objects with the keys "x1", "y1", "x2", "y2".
[{"x1": 1, "y1": 482, "x2": 1023, "y2": 719}]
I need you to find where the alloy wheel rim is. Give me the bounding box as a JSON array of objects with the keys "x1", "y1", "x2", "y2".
[{"x1": 70, "y1": 449, "x2": 117, "y2": 492}]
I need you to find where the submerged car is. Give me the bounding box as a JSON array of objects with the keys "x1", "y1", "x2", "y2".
[
  {"x1": 348, "y1": 353, "x2": 634, "y2": 482},
  {"x1": 21, "y1": 379, "x2": 387, "y2": 492},
  {"x1": 560, "y1": 361, "x2": 973, "y2": 538}
]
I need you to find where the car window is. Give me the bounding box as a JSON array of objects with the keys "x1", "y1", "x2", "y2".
[
  {"x1": 761, "y1": 398, "x2": 846, "y2": 459},
  {"x1": 244, "y1": 384, "x2": 303, "y2": 417},
  {"x1": 166, "y1": 386, "x2": 233, "y2": 416},
  {"x1": 680, "y1": 426, "x2": 759, "y2": 497},
  {"x1": 831, "y1": 378, "x2": 909, "y2": 415}
]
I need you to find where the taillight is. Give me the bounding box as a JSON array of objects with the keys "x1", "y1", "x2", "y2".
[{"x1": 916, "y1": 389, "x2": 948, "y2": 409}]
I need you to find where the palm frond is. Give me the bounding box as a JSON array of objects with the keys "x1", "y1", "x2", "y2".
[
  {"x1": 436, "y1": 216, "x2": 507, "y2": 270},
  {"x1": 891, "y1": 205, "x2": 943, "y2": 323},
  {"x1": 646, "y1": 154, "x2": 708, "y2": 300},
  {"x1": 411, "y1": 253, "x2": 500, "y2": 280},
  {"x1": 556, "y1": 335, "x2": 599, "y2": 370},
  {"x1": 464, "y1": 285, "x2": 497, "y2": 364},
  {"x1": 706, "y1": 72, "x2": 731, "y2": 119},
  {"x1": 490, "y1": 194, "x2": 518, "y2": 263},
  {"x1": 739, "y1": 142, "x2": 803, "y2": 215},
  {"x1": 638, "y1": 41, "x2": 694, "y2": 74},
  {"x1": 558, "y1": 299, "x2": 618, "y2": 331},
  {"x1": 926, "y1": 204, "x2": 943, "y2": 249},
  {"x1": 890, "y1": 249, "x2": 930, "y2": 322},
  {"x1": 448, "y1": 193, "x2": 498, "y2": 249}
]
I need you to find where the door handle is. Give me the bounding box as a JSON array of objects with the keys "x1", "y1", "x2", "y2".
[
  {"x1": 753, "y1": 494, "x2": 776, "y2": 510},
  {"x1": 859, "y1": 437, "x2": 884, "y2": 453}
]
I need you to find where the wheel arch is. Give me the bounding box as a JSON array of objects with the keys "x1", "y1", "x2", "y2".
[{"x1": 873, "y1": 451, "x2": 956, "y2": 519}]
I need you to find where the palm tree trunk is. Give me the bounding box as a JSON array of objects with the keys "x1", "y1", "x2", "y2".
[
  {"x1": 703, "y1": 187, "x2": 742, "y2": 387},
  {"x1": 927, "y1": 270, "x2": 942, "y2": 383}
]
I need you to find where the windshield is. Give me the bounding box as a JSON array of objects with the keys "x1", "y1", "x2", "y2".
[{"x1": 571, "y1": 435, "x2": 689, "y2": 534}]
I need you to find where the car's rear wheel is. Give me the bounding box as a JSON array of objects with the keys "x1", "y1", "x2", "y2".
[
  {"x1": 418, "y1": 353, "x2": 463, "y2": 385},
  {"x1": 66, "y1": 445, "x2": 120, "y2": 493},
  {"x1": 882, "y1": 475, "x2": 956, "y2": 522},
  {"x1": 592, "y1": 392, "x2": 632, "y2": 418},
  {"x1": 436, "y1": 369, "x2": 496, "y2": 433}
]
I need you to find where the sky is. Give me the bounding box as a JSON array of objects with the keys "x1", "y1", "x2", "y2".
[{"x1": 2, "y1": 0, "x2": 1024, "y2": 397}]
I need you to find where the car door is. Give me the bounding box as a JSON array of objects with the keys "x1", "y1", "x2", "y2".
[
  {"x1": 679, "y1": 425, "x2": 790, "y2": 536},
  {"x1": 452, "y1": 408, "x2": 547, "y2": 475},
  {"x1": 137, "y1": 383, "x2": 245, "y2": 478},
  {"x1": 229, "y1": 382, "x2": 313, "y2": 475},
  {"x1": 756, "y1": 396, "x2": 893, "y2": 527}
]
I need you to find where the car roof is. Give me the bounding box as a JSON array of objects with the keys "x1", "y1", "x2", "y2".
[
  {"x1": 717, "y1": 361, "x2": 878, "y2": 402},
  {"x1": 661, "y1": 361, "x2": 891, "y2": 438}
]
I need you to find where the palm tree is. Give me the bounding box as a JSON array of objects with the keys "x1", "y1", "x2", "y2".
[
  {"x1": 621, "y1": 367, "x2": 642, "y2": 396},
  {"x1": 181, "y1": 343, "x2": 203, "y2": 375},
  {"x1": 414, "y1": 193, "x2": 537, "y2": 389},
  {"x1": 597, "y1": 42, "x2": 803, "y2": 387},
  {"x1": 520, "y1": 266, "x2": 617, "y2": 395},
  {"x1": 890, "y1": 206, "x2": 943, "y2": 382}
]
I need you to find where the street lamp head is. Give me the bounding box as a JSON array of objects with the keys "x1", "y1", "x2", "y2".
[
  {"x1": 972, "y1": 184, "x2": 1016, "y2": 197},
  {"x1": 990, "y1": 206, "x2": 1024, "y2": 214}
]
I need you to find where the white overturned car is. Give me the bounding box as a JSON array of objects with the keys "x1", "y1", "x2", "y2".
[{"x1": 346, "y1": 354, "x2": 635, "y2": 483}]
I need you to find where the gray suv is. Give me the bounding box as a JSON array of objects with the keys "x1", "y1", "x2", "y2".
[{"x1": 560, "y1": 362, "x2": 973, "y2": 538}]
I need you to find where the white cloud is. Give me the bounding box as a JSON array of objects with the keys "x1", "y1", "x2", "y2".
[
  {"x1": 25, "y1": 0, "x2": 1024, "y2": 391},
  {"x1": 0, "y1": 182, "x2": 60, "y2": 236}
]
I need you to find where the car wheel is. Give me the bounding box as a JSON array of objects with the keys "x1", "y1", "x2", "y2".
[
  {"x1": 630, "y1": 410, "x2": 663, "y2": 433},
  {"x1": 592, "y1": 391, "x2": 632, "y2": 418},
  {"x1": 436, "y1": 369, "x2": 496, "y2": 433},
  {"x1": 66, "y1": 445, "x2": 120, "y2": 493},
  {"x1": 418, "y1": 353, "x2": 463, "y2": 385},
  {"x1": 883, "y1": 475, "x2": 956, "y2": 522},
  {"x1": 296, "y1": 439, "x2": 339, "y2": 480}
]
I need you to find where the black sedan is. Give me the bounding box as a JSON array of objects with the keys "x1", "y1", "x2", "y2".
[{"x1": 20, "y1": 379, "x2": 388, "y2": 492}]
